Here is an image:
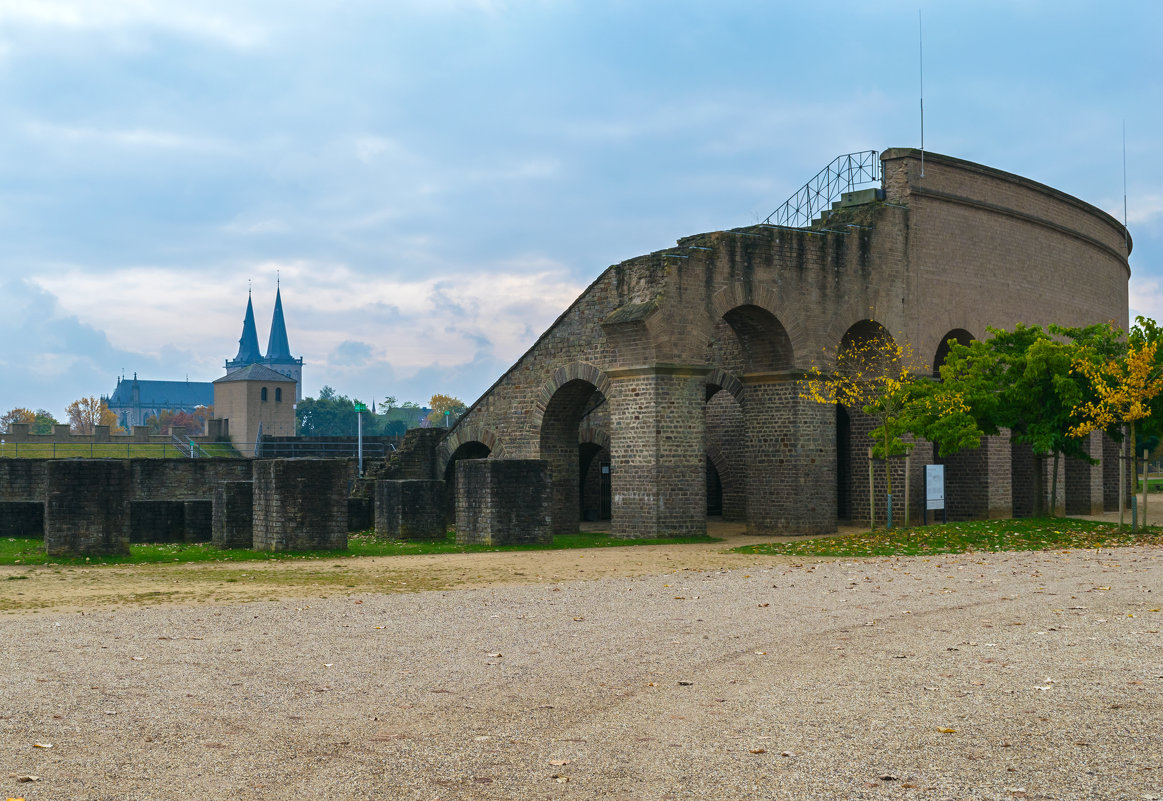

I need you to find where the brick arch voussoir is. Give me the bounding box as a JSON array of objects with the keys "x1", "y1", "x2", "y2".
[
  {"x1": 705, "y1": 440, "x2": 735, "y2": 483},
  {"x1": 704, "y1": 368, "x2": 745, "y2": 403},
  {"x1": 710, "y1": 282, "x2": 806, "y2": 369},
  {"x1": 529, "y1": 361, "x2": 611, "y2": 432},
  {"x1": 578, "y1": 425, "x2": 610, "y2": 451},
  {"x1": 437, "y1": 426, "x2": 502, "y2": 477}
]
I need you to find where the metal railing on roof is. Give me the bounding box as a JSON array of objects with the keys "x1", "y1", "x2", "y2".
[{"x1": 764, "y1": 150, "x2": 881, "y2": 229}]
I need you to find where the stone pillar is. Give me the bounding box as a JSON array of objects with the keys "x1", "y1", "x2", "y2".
[
  {"x1": 252, "y1": 460, "x2": 347, "y2": 551},
  {"x1": 213, "y1": 481, "x2": 253, "y2": 549},
  {"x1": 607, "y1": 367, "x2": 707, "y2": 538},
  {"x1": 376, "y1": 480, "x2": 447, "y2": 540},
  {"x1": 984, "y1": 433, "x2": 1013, "y2": 519},
  {"x1": 937, "y1": 431, "x2": 1012, "y2": 520},
  {"x1": 742, "y1": 377, "x2": 835, "y2": 534},
  {"x1": 44, "y1": 460, "x2": 131, "y2": 557},
  {"x1": 455, "y1": 460, "x2": 551, "y2": 545}
]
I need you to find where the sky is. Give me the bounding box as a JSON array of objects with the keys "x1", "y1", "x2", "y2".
[{"x1": 1, "y1": 0, "x2": 1161, "y2": 419}]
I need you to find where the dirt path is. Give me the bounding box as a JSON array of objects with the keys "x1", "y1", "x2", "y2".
[{"x1": 0, "y1": 524, "x2": 820, "y2": 615}]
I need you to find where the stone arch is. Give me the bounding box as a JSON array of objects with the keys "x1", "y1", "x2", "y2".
[
  {"x1": 838, "y1": 319, "x2": 896, "y2": 373},
  {"x1": 705, "y1": 367, "x2": 744, "y2": 403},
  {"x1": 931, "y1": 328, "x2": 975, "y2": 376},
  {"x1": 529, "y1": 362, "x2": 611, "y2": 434},
  {"x1": 719, "y1": 305, "x2": 794, "y2": 373},
  {"x1": 710, "y1": 282, "x2": 808, "y2": 365},
  {"x1": 438, "y1": 426, "x2": 502, "y2": 477},
  {"x1": 537, "y1": 371, "x2": 607, "y2": 534}
]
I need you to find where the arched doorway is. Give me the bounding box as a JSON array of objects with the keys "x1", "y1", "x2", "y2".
[
  {"x1": 933, "y1": 328, "x2": 974, "y2": 376},
  {"x1": 539, "y1": 378, "x2": 604, "y2": 534},
  {"x1": 443, "y1": 440, "x2": 492, "y2": 520}
]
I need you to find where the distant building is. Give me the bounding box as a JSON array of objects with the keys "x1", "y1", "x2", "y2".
[
  {"x1": 225, "y1": 286, "x2": 304, "y2": 402},
  {"x1": 104, "y1": 287, "x2": 304, "y2": 433},
  {"x1": 212, "y1": 363, "x2": 297, "y2": 457},
  {"x1": 103, "y1": 373, "x2": 213, "y2": 431}
]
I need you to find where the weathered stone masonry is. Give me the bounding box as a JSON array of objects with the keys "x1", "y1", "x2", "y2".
[{"x1": 442, "y1": 148, "x2": 1131, "y2": 536}]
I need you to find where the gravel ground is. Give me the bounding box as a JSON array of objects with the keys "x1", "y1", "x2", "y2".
[{"x1": 1, "y1": 544, "x2": 1161, "y2": 800}]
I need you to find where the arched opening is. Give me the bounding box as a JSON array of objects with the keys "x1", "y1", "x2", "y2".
[
  {"x1": 838, "y1": 320, "x2": 897, "y2": 527},
  {"x1": 539, "y1": 379, "x2": 603, "y2": 534},
  {"x1": 705, "y1": 385, "x2": 746, "y2": 521},
  {"x1": 579, "y1": 442, "x2": 611, "y2": 522},
  {"x1": 933, "y1": 328, "x2": 974, "y2": 376},
  {"x1": 721, "y1": 305, "x2": 794, "y2": 372},
  {"x1": 444, "y1": 440, "x2": 492, "y2": 521},
  {"x1": 706, "y1": 456, "x2": 723, "y2": 516}
]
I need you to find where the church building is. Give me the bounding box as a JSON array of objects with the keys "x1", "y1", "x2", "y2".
[{"x1": 104, "y1": 287, "x2": 303, "y2": 434}]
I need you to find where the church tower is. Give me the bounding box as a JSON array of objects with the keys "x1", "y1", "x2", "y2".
[
  {"x1": 263, "y1": 285, "x2": 304, "y2": 402},
  {"x1": 224, "y1": 285, "x2": 304, "y2": 402}
]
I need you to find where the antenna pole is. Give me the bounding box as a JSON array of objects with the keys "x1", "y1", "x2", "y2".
[
  {"x1": 1123, "y1": 121, "x2": 1129, "y2": 253},
  {"x1": 919, "y1": 9, "x2": 925, "y2": 177}
]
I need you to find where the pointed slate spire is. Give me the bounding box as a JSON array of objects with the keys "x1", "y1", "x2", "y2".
[
  {"x1": 232, "y1": 292, "x2": 263, "y2": 365},
  {"x1": 265, "y1": 285, "x2": 293, "y2": 361}
]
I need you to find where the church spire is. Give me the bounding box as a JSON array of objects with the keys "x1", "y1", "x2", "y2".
[
  {"x1": 231, "y1": 292, "x2": 263, "y2": 365},
  {"x1": 265, "y1": 285, "x2": 293, "y2": 362}
]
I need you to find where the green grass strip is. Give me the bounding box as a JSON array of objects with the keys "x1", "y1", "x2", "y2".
[
  {"x1": 0, "y1": 530, "x2": 719, "y2": 567},
  {"x1": 734, "y1": 517, "x2": 1163, "y2": 558}
]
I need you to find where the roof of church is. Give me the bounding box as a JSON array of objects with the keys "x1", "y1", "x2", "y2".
[
  {"x1": 106, "y1": 378, "x2": 213, "y2": 408},
  {"x1": 213, "y1": 363, "x2": 297, "y2": 384},
  {"x1": 231, "y1": 294, "x2": 263, "y2": 365},
  {"x1": 265, "y1": 286, "x2": 294, "y2": 362}
]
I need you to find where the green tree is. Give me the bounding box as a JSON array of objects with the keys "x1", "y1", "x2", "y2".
[
  {"x1": 296, "y1": 388, "x2": 358, "y2": 436},
  {"x1": 32, "y1": 410, "x2": 59, "y2": 435},
  {"x1": 426, "y1": 394, "x2": 467, "y2": 427}
]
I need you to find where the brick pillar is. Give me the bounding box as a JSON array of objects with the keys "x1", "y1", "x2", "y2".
[
  {"x1": 608, "y1": 367, "x2": 707, "y2": 538},
  {"x1": 213, "y1": 481, "x2": 253, "y2": 549},
  {"x1": 743, "y1": 378, "x2": 835, "y2": 534},
  {"x1": 455, "y1": 460, "x2": 551, "y2": 545},
  {"x1": 44, "y1": 460, "x2": 131, "y2": 556},
  {"x1": 1065, "y1": 431, "x2": 1105, "y2": 516},
  {"x1": 376, "y1": 479, "x2": 447, "y2": 540},
  {"x1": 935, "y1": 431, "x2": 1011, "y2": 520},
  {"x1": 252, "y1": 460, "x2": 348, "y2": 551}
]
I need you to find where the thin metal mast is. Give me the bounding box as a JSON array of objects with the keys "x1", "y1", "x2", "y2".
[
  {"x1": 1123, "y1": 121, "x2": 1129, "y2": 252},
  {"x1": 919, "y1": 9, "x2": 925, "y2": 177}
]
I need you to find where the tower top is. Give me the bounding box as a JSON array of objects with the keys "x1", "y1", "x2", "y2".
[
  {"x1": 230, "y1": 294, "x2": 263, "y2": 366},
  {"x1": 265, "y1": 286, "x2": 294, "y2": 362}
]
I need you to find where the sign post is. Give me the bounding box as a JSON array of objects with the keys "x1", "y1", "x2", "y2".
[
  {"x1": 924, "y1": 464, "x2": 945, "y2": 525},
  {"x1": 354, "y1": 402, "x2": 368, "y2": 476}
]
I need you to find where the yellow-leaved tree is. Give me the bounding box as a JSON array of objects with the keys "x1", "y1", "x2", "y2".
[
  {"x1": 1069, "y1": 332, "x2": 1163, "y2": 527},
  {"x1": 801, "y1": 324, "x2": 929, "y2": 502},
  {"x1": 66, "y1": 397, "x2": 119, "y2": 435}
]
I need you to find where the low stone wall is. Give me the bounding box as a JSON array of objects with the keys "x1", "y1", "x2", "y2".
[
  {"x1": 0, "y1": 461, "x2": 49, "y2": 502},
  {"x1": 376, "y1": 480, "x2": 446, "y2": 540},
  {"x1": 252, "y1": 460, "x2": 348, "y2": 551},
  {"x1": 455, "y1": 460, "x2": 550, "y2": 546},
  {"x1": 213, "y1": 481, "x2": 254, "y2": 549},
  {"x1": 44, "y1": 460, "x2": 131, "y2": 557}
]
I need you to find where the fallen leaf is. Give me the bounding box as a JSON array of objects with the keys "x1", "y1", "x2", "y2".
[
  {"x1": 758, "y1": 603, "x2": 769, "y2": 607},
  {"x1": 553, "y1": 775, "x2": 570, "y2": 783},
  {"x1": 548, "y1": 759, "x2": 571, "y2": 766},
  {"x1": 780, "y1": 750, "x2": 796, "y2": 757},
  {"x1": 749, "y1": 748, "x2": 767, "y2": 754},
  {"x1": 677, "y1": 680, "x2": 694, "y2": 686},
  {"x1": 32, "y1": 743, "x2": 52, "y2": 749},
  {"x1": 937, "y1": 728, "x2": 957, "y2": 734}
]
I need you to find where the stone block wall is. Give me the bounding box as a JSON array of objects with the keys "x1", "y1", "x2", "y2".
[
  {"x1": 0, "y1": 460, "x2": 49, "y2": 502},
  {"x1": 0, "y1": 502, "x2": 44, "y2": 537},
  {"x1": 456, "y1": 460, "x2": 551, "y2": 545},
  {"x1": 252, "y1": 459, "x2": 348, "y2": 551},
  {"x1": 130, "y1": 459, "x2": 253, "y2": 501},
  {"x1": 183, "y1": 500, "x2": 212, "y2": 542},
  {"x1": 213, "y1": 481, "x2": 253, "y2": 549},
  {"x1": 44, "y1": 460, "x2": 131, "y2": 556},
  {"x1": 382, "y1": 429, "x2": 447, "y2": 480},
  {"x1": 376, "y1": 480, "x2": 447, "y2": 540}
]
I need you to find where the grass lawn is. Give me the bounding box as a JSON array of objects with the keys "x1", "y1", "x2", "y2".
[
  {"x1": 0, "y1": 442, "x2": 240, "y2": 459},
  {"x1": 0, "y1": 529, "x2": 720, "y2": 567},
  {"x1": 734, "y1": 517, "x2": 1163, "y2": 558}
]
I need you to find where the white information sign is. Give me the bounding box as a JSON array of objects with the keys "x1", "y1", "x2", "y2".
[{"x1": 925, "y1": 464, "x2": 945, "y2": 511}]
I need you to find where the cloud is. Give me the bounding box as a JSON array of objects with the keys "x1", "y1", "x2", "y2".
[
  {"x1": 329, "y1": 340, "x2": 374, "y2": 367},
  {"x1": 0, "y1": 0, "x2": 268, "y2": 48}
]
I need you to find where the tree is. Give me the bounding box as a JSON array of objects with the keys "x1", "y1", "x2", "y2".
[
  {"x1": 32, "y1": 410, "x2": 59, "y2": 435},
  {"x1": 1068, "y1": 321, "x2": 1163, "y2": 527},
  {"x1": 297, "y1": 389, "x2": 358, "y2": 436},
  {"x1": 932, "y1": 324, "x2": 1109, "y2": 516},
  {"x1": 66, "y1": 397, "x2": 118, "y2": 435},
  {"x1": 426, "y1": 394, "x2": 467, "y2": 427},
  {"x1": 801, "y1": 328, "x2": 936, "y2": 511},
  {"x1": 0, "y1": 407, "x2": 36, "y2": 434}
]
